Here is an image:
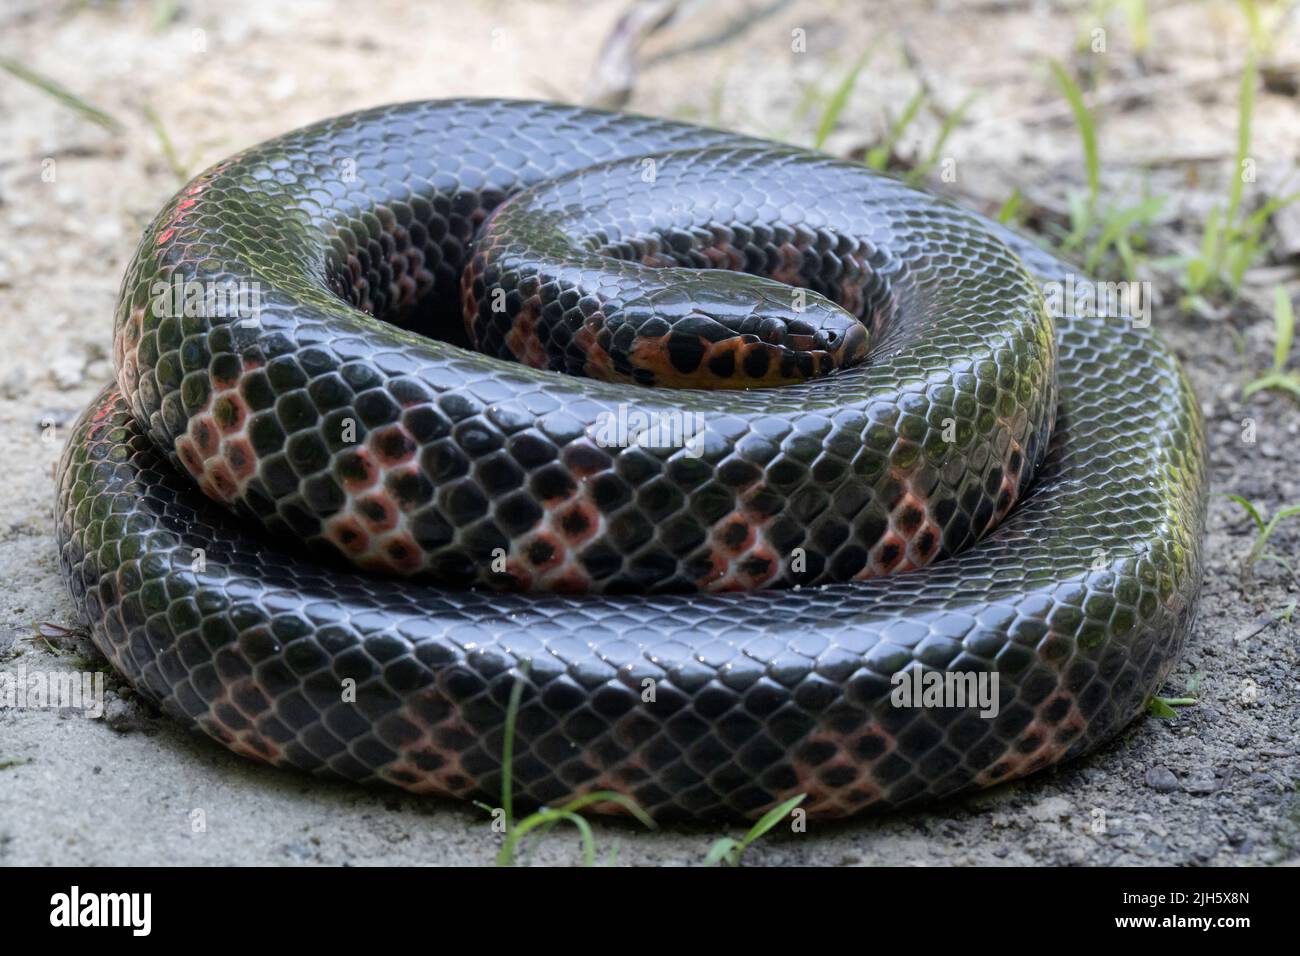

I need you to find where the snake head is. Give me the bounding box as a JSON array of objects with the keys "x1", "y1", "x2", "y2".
[{"x1": 616, "y1": 278, "x2": 870, "y2": 389}]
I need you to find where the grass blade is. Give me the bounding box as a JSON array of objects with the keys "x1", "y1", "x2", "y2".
[
  {"x1": 911, "y1": 91, "x2": 979, "y2": 183},
  {"x1": 0, "y1": 55, "x2": 121, "y2": 131},
  {"x1": 814, "y1": 50, "x2": 872, "y2": 150},
  {"x1": 495, "y1": 790, "x2": 652, "y2": 867},
  {"x1": 1147, "y1": 695, "x2": 1194, "y2": 718},
  {"x1": 1271, "y1": 286, "x2": 1295, "y2": 374},
  {"x1": 143, "y1": 104, "x2": 190, "y2": 182},
  {"x1": 560, "y1": 812, "x2": 596, "y2": 867},
  {"x1": 866, "y1": 87, "x2": 926, "y2": 170},
  {"x1": 738, "y1": 793, "x2": 807, "y2": 850},
  {"x1": 703, "y1": 837, "x2": 740, "y2": 867},
  {"x1": 1049, "y1": 59, "x2": 1099, "y2": 208},
  {"x1": 553, "y1": 790, "x2": 655, "y2": 829},
  {"x1": 1226, "y1": 494, "x2": 1266, "y2": 533},
  {"x1": 1226, "y1": 56, "x2": 1256, "y2": 232},
  {"x1": 1085, "y1": 195, "x2": 1165, "y2": 273},
  {"x1": 997, "y1": 189, "x2": 1024, "y2": 225},
  {"x1": 500, "y1": 667, "x2": 528, "y2": 833},
  {"x1": 1242, "y1": 372, "x2": 1300, "y2": 399},
  {"x1": 706, "y1": 793, "x2": 807, "y2": 866}
]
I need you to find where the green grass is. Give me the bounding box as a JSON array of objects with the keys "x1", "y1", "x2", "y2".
[
  {"x1": 484, "y1": 667, "x2": 809, "y2": 866},
  {"x1": 703, "y1": 794, "x2": 807, "y2": 866},
  {"x1": 1243, "y1": 287, "x2": 1300, "y2": 399},
  {"x1": 0, "y1": 55, "x2": 121, "y2": 131},
  {"x1": 496, "y1": 790, "x2": 653, "y2": 867},
  {"x1": 910, "y1": 93, "x2": 978, "y2": 184},
  {"x1": 1048, "y1": 59, "x2": 1164, "y2": 281},
  {"x1": 996, "y1": 189, "x2": 1026, "y2": 227},
  {"x1": 1147, "y1": 673, "x2": 1200, "y2": 718},
  {"x1": 26, "y1": 628, "x2": 65, "y2": 656},
  {"x1": 810, "y1": 49, "x2": 976, "y2": 187},
  {"x1": 1081, "y1": 1, "x2": 1152, "y2": 56},
  {"x1": 151, "y1": 0, "x2": 183, "y2": 31},
  {"x1": 862, "y1": 87, "x2": 926, "y2": 170},
  {"x1": 1226, "y1": 493, "x2": 1300, "y2": 578},
  {"x1": 1146, "y1": 695, "x2": 1196, "y2": 718},
  {"x1": 1051, "y1": 60, "x2": 1099, "y2": 213},
  {"x1": 143, "y1": 104, "x2": 192, "y2": 183},
  {"x1": 1239, "y1": 0, "x2": 1284, "y2": 58},
  {"x1": 1120, "y1": 0, "x2": 1151, "y2": 54},
  {"x1": 862, "y1": 90, "x2": 979, "y2": 186},
  {"x1": 1178, "y1": 58, "x2": 1300, "y2": 303},
  {"x1": 488, "y1": 668, "x2": 654, "y2": 867},
  {"x1": 812, "y1": 50, "x2": 873, "y2": 150}
]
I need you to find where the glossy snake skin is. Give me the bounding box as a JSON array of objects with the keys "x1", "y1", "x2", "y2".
[{"x1": 55, "y1": 100, "x2": 1207, "y2": 819}]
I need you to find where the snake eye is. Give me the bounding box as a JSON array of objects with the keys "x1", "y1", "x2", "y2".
[{"x1": 812, "y1": 329, "x2": 841, "y2": 350}]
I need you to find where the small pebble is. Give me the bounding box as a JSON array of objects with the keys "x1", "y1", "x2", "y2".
[
  {"x1": 1, "y1": 366, "x2": 28, "y2": 400},
  {"x1": 102, "y1": 693, "x2": 148, "y2": 733},
  {"x1": 50, "y1": 355, "x2": 84, "y2": 389},
  {"x1": 1027, "y1": 796, "x2": 1072, "y2": 822},
  {"x1": 1145, "y1": 766, "x2": 1179, "y2": 792}
]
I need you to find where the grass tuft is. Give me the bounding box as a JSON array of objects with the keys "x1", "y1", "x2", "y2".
[
  {"x1": 1226, "y1": 493, "x2": 1300, "y2": 579},
  {"x1": 1050, "y1": 59, "x2": 1099, "y2": 210},
  {"x1": 1180, "y1": 58, "x2": 1300, "y2": 301},
  {"x1": 491, "y1": 666, "x2": 654, "y2": 867},
  {"x1": 813, "y1": 50, "x2": 873, "y2": 150},
  {"x1": 1047, "y1": 59, "x2": 1164, "y2": 280},
  {"x1": 143, "y1": 104, "x2": 192, "y2": 182},
  {"x1": 1243, "y1": 287, "x2": 1300, "y2": 399},
  {"x1": 704, "y1": 793, "x2": 806, "y2": 866}
]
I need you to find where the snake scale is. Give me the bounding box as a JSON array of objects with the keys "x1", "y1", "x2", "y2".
[{"x1": 54, "y1": 99, "x2": 1207, "y2": 819}]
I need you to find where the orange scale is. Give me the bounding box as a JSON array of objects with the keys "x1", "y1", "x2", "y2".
[
  {"x1": 378, "y1": 532, "x2": 424, "y2": 574},
  {"x1": 555, "y1": 499, "x2": 600, "y2": 546},
  {"x1": 354, "y1": 492, "x2": 399, "y2": 533},
  {"x1": 190, "y1": 416, "x2": 218, "y2": 457},
  {"x1": 175, "y1": 436, "x2": 204, "y2": 479},
  {"x1": 369, "y1": 425, "x2": 418, "y2": 468},
  {"x1": 325, "y1": 515, "x2": 371, "y2": 556},
  {"x1": 712, "y1": 513, "x2": 756, "y2": 556},
  {"x1": 225, "y1": 437, "x2": 257, "y2": 481},
  {"x1": 521, "y1": 531, "x2": 565, "y2": 574},
  {"x1": 201, "y1": 459, "x2": 239, "y2": 503},
  {"x1": 545, "y1": 568, "x2": 592, "y2": 595},
  {"x1": 337, "y1": 448, "x2": 379, "y2": 492},
  {"x1": 212, "y1": 394, "x2": 247, "y2": 434}
]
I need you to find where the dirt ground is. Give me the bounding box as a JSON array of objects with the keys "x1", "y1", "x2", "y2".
[{"x1": 1, "y1": 0, "x2": 1298, "y2": 866}]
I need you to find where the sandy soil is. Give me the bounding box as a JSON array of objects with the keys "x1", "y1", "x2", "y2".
[{"x1": 1, "y1": 0, "x2": 1297, "y2": 866}]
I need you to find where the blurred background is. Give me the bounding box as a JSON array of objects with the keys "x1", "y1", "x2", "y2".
[{"x1": 0, "y1": 0, "x2": 1297, "y2": 866}]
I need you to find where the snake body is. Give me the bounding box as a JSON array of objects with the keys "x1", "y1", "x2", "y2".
[{"x1": 55, "y1": 100, "x2": 1206, "y2": 819}]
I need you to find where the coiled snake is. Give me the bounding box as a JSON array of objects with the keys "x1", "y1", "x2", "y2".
[{"x1": 55, "y1": 100, "x2": 1207, "y2": 819}]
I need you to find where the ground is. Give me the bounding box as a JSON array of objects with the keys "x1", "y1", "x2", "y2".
[{"x1": 0, "y1": 0, "x2": 1297, "y2": 866}]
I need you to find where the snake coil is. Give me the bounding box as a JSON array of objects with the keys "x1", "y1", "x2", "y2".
[{"x1": 55, "y1": 100, "x2": 1206, "y2": 819}]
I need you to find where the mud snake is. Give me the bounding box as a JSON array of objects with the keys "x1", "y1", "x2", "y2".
[{"x1": 55, "y1": 99, "x2": 1207, "y2": 819}]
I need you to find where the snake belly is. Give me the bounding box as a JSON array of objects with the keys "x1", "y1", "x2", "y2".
[{"x1": 54, "y1": 99, "x2": 1207, "y2": 820}]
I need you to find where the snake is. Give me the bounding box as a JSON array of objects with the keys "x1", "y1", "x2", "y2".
[{"x1": 54, "y1": 99, "x2": 1207, "y2": 820}]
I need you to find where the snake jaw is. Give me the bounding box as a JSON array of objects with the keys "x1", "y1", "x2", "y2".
[{"x1": 817, "y1": 320, "x2": 870, "y2": 371}]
